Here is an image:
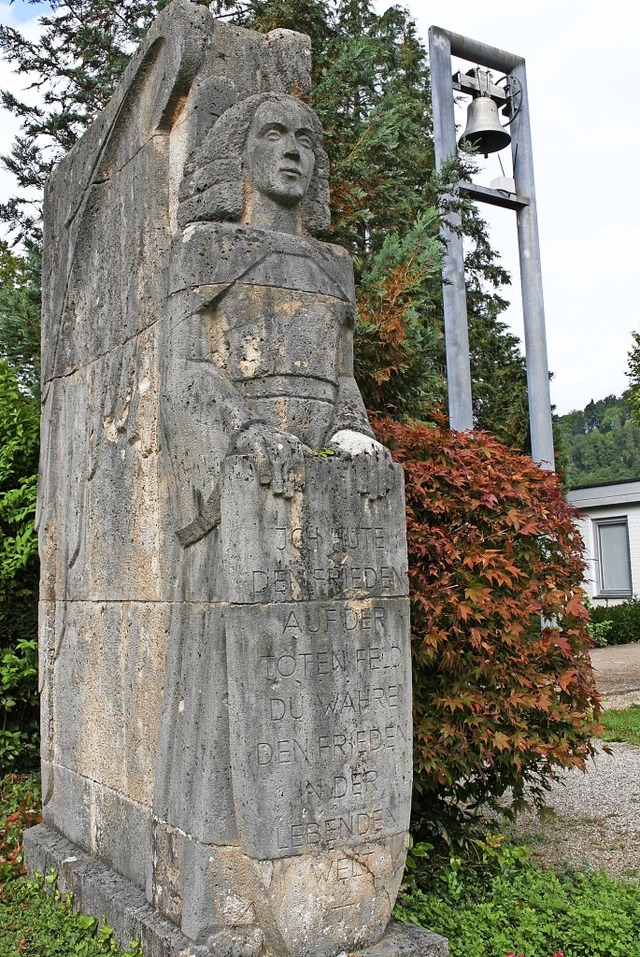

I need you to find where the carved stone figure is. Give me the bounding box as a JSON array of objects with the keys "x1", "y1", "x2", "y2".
[
  {"x1": 25, "y1": 4, "x2": 447, "y2": 957},
  {"x1": 164, "y1": 91, "x2": 393, "y2": 551},
  {"x1": 152, "y1": 90, "x2": 409, "y2": 956}
]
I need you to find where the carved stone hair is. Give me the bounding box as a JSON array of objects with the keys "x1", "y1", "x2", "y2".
[{"x1": 177, "y1": 92, "x2": 331, "y2": 235}]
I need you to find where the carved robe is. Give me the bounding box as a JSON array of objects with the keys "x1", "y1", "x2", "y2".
[
  {"x1": 161, "y1": 222, "x2": 374, "y2": 546},
  {"x1": 152, "y1": 221, "x2": 380, "y2": 933}
]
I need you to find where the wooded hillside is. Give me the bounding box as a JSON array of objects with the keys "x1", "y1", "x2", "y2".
[{"x1": 556, "y1": 393, "x2": 640, "y2": 488}]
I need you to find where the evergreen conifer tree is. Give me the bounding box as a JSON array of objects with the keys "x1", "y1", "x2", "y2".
[{"x1": 1, "y1": 0, "x2": 528, "y2": 432}]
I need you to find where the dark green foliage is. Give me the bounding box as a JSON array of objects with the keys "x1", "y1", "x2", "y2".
[
  {"x1": 467, "y1": 304, "x2": 529, "y2": 451},
  {"x1": 555, "y1": 393, "x2": 640, "y2": 488},
  {"x1": 0, "y1": 772, "x2": 41, "y2": 879},
  {"x1": 396, "y1": 844, "x2": 640, "y2": 957},
  {"x1": 354, "y1": 212, "x2": 444, "y2": 417},
  {"x1": 0, "y1": 360, "x2": 39, "y2": 772},
  {"x1": 627, "y1": 330, "x2": 640, "y2": 424},
  {"x1": 461, "y1": 181, "x2": 529, "y2": 449},
  {"x1": 590, "y1": 598, "x2": 640, "y2": 646},
  {"x1": 0, "y1": 0, "x2": 168, "y2": 240},
  {"x1": 303, "y1": 0, "x2": 448, "y2": 418},
  {"x1": 0, "y1": 242, "x2": 41, "y2": 394}
]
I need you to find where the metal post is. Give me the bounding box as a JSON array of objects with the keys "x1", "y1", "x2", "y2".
[
  {"x1": 429, "y1": 27, "x2": 474, "y2": 432},
  {"x1": 510, "y1": 63, "x2": 555, "y2": 469}
]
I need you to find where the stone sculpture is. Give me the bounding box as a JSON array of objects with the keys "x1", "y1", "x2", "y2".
[{"x1": 25, "y1": 3, "x2": 447, "y2": 956}]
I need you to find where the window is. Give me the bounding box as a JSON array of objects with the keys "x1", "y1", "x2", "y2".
[{"x1": 594, "y1": 517, "x2": 632, "y2": 597}]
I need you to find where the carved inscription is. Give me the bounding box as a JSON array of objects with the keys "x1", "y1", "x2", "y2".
[
  {"x1": 270, "y1": 684, "x2": 399, "y2": 720},
  {"x1": 282, "y1": 603, "x2": 386, "y2": 633},
  {"x1": 299, "y1": 769, "x2": 379, "y2": 801},
  {"x1": 257, "y1": 724, "x2": 406, "y2": 766},
  {"x1": 274, "y1": 525, "x2": 390, "y2": 551},
  {"x1": 224, "y1": 457, "x2": 412, "y2": 861},
  {"x1": 276, "y1": 807, "x2": 386, "y2": 851},
  {"x1": 250, "y1": 562, "x2": 407, "y2": 602},
  {"x1": 260, "y1": 643, "x2": 403, "y2": 679},
  {"x1": 325, "y1": 851, "x2": 374, "y2": 883},
  {"x1": 223, "y1": 462, "x2": 411, "y2": 608},
  {"x1": 226, "y1": 594, "x2": 412, "y2": 858}
]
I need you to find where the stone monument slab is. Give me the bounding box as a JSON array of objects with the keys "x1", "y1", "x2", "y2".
[
  {"x1": 221, "y1": 456, "x2": 411, "y2": 954},
  {"x1": 27, "y1": 3, "x2": 448, "y2": 955}
]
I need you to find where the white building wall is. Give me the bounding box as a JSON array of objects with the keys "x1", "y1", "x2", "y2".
[{"x1": 567, "y1": 481, "x2": 640, "y2": 607}]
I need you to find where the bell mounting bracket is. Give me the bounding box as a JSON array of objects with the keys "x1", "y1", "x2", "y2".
[{"x1": 453, "y1": 68, "x2": 522, "y2": 122}]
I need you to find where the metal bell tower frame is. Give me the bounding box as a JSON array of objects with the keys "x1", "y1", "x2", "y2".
[{"x1": 429, "y1": 26, "x2": 555, "y2": 470}]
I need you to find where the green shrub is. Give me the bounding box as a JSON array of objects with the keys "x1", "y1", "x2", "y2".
[
  {"x1": 0, "y1": 772, "x2": 41, "y2": 881},
  {"x1": 373, "y1": 417, "x2": 600, "y2": 842},
  {"x1": 590, "y1": 598, "x2": 640, "y2": 646},
  {"x1": 587, "y1": 617, "x2": 613, "y2": 648},
  {"x1": 0, "y1": 875, "x2": 143, "y2": 956},
  {"x1": 396, "y1": 844, "x2": 640, "y2": 957},
  {"x1": 0, "y1": 360, "x2": 40, "y2": 773}
]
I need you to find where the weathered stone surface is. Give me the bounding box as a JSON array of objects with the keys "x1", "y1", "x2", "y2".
[
  {"x1": 161, "y1": 222, "x2": 368, "y2": 546},
  {"x1": 29, "y1": 3, "x2": 447, "y2": 956},
  {"x1": 222, "y1": 456, "x2": 406, "y2": 606},
  {"x1": 153, "y1": 602, "x2": 236, "y2": 845},
  {"x1": 358, "y1": 923, "x2": 449, "y2": 957},
  {"x1": 216, "y1": 456, "x2": 411, "y2": 955},
  {"x1": 40, "y1": 762, "x2": 153, "y2": 890},
  {"x1": 26, "y1": 823, "x2": 448, "y2": 957},
  {"x1": 38, "y1": 332, "x2": 167, "y2": 605},
  {"x1": 40, "y1": 600, "x2": 169, "y2": 801}
]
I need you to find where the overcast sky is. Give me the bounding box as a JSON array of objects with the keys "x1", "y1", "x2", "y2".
[
  {"x1": 1, "y1": 1, "x2": 638, "y2": 415},
  {"x1": 392, "y1": 0, "x2": 640, "y2": 415}
]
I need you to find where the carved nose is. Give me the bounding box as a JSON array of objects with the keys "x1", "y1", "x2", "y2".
[{"x1": 283, "y1": 133, "x2": 300, "y2": 156}]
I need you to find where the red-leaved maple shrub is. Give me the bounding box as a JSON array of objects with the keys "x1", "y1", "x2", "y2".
[{"x1": 373, "y1": 416, "x2": 600, "y2": 837}]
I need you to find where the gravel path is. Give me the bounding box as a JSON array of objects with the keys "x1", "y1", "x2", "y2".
[{"x1": 504, "y1": 689, "x2": 640, "y2": 877}]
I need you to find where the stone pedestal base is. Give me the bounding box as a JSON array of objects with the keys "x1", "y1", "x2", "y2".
[{"x1": 24, "y1": 823, "x2": 448, "y2": 957}]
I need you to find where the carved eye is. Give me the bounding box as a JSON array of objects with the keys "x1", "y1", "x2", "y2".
[
  {"x1": 297, "y1": 134, "x2": 313, "y2": 149},
  {"x1": 265, "y1": 128, "x2": 282, "y2": 141}
]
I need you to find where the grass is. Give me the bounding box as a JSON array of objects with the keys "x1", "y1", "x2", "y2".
[
  {"x1": 0, "y1": 774, "x2": 141, "y2": 957},
  {"x1": 0, "y1": 877, "x2": 142, "y2": 957},
  {"x1": 599, "y1": 704, "x2": 640, "y2": 745}
]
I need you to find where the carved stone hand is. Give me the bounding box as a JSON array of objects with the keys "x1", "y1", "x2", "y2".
[
  {"x1": 329, "y1": 429, "x2": 395, "y2": 499},
  {"x1": 231, "y1": 421, "x2": 308, "y2": 497}
]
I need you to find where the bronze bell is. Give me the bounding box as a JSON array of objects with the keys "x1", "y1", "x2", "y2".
[{"x1": 459, "y1": 95, "x2": 511, "y2": 157}]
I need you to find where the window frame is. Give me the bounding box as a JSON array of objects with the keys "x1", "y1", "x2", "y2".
[{"x1": 593, "y1": 515, "x2": 633, "y2": 598}]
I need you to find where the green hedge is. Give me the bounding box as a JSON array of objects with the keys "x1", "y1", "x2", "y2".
[{"x1": 590, "y1": 598, "x2": 640, "y2": 646}]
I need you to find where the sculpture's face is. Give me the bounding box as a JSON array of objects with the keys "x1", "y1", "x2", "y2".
[{"x1": 244, "y1": 100, "x2": 316, "y2": 206}]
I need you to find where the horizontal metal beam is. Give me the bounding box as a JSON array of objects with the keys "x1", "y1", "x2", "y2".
[
  {"x1": 430, "y1": 26, "x2": 524, "y2": 73},
  {"x1": 459, "y1": 181, "x2": 530, "y2": 210},
  {"x1": 452, "y1": 71, "x2": 508, "y2": 103}
]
